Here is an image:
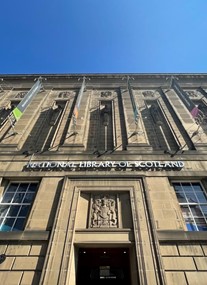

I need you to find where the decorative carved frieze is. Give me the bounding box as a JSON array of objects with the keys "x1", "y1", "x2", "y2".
[
  {"x1": 185, "y1": 90, "x2": 199, "y2": 98},
  {"x1": 58, "y1": 91, "x2": 74, "y2": 99},
  {"x1": 101, "y1": 91, "x2": 112, "y2": 98},
  {"x1": 91, "y1": 195, "x2": 117, "y2": 228},
  {"x1": 15, "y1": 91, "x2": 27, "y2": 99},
  {"x1": 142, "y1": 91, "x2": 155, "y2": 97}
]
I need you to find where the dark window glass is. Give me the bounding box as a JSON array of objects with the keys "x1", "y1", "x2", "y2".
[
  {"x1": 7, "y1": 183, "x2": 18, "y2": 192},
  {"x1": 0, "y1": 205, "x2": 9, "y2": 217},
  {"x1": 13, "y1": 192, "x2": 25, "y2": 203},
  {"x1": 190, "y1": 206, "x2": 202, "y2": 217},
  {"x1": 0, "y1": 182, "x2": 38, "y2": 231},
  {"x1": 23, "y1": 193, "x2": 35, "y2": 203},
  {"x1": 196, "y1": 191, "x2": 207, "y2": 203},
  {"x1": 19, "y1": 205, "x2": 30, "y2": 217},
  {"x1": 4, "y1": 218, "x2": 15, "y2": 230},
  {"x1": 193, "y1": 183, "x2": 202, "y2": 191},
  {"x1": 173, "y1": 182, "x2": 207, "y2": 231},
  {"x1": 181, "y1": 183, "x2": 192, "y2": 191},
  {"x1": 13, "y1": 218, "x2": 25, "y2": 231},
  {"x1": 29, "y1": 183, "x2": 38, "y2": 192},
  {"x1": 185, "y1": 192, "x2": 197, "y2": 203},
  {"x1": 174, "y1": 183, "x2": 182, "y2": 192},
  {"x1": 176, "y1": 192, "x2": 187, "y2": 203},
  {"x1": 200, "y1": 205, "x2": 207, "y2": 218},
  {"x1": 8, "y1": 206, "x2": 21, "y2": 217},
  {"x1": 2, "y1": 193, "x2": 13, "y2": 203},
  {"x1": 17, "y1": 184, "x2": 29, "y2": 192}
]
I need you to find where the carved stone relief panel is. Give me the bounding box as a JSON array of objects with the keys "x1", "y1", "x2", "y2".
[
  {"x1": 15, "y1": 91, "x2": 27, "y2": 99},
  {"x1": 57, "y1": 91, "x2": 75, "y2": 99},
  {"x1": 142, "y1": 90, "x2": 161, "y2": 100},
  {"x1": 100, "y1": 91, "x2": 113, "y2": 98},
  {"x1": 5, "y1": 91, "x2": 26, "y2": 101},
  {"x1": 189, "y1": 91, "x2": 197, "y2": 97},
  {"x1": 99, "y1": 90, "x2": 117, "y2": 100},
  {"x1": 184, "y1": 90, "x2": 205, "y2": 100},
  {"x1": 142, "y1": 90, "x2": 155, "y2": 98},
  {"x1": 90, "y1": 194, "x2": 118, "y2": 228}
]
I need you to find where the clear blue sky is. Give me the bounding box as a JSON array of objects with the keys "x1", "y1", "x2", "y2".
[{"x1": 0, "y1": 0, "x2": 206, "y2": 74}]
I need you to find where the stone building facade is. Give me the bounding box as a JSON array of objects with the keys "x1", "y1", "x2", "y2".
[{"x1": 0, "y1": 74, "x2": 206, "y2": 284}]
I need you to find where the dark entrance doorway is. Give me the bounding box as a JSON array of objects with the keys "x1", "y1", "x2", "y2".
[{"x1": 76, "y1": 247, "x2": 131, "y2": 285}]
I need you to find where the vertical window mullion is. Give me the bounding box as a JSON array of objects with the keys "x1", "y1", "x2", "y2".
[{"x1": 188, "y1": 204, "x2": 198, "y2": 231}]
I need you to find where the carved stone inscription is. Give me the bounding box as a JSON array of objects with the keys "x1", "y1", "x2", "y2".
[{"x1": 91, "y1": 195, "x2": 117, "y2": 228}]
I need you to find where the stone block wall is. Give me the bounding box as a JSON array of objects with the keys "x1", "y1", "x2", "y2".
[
  {"x1": 160, "y1": 243, "x2": 207, "y2": 285},
  {"x1": 0, "y1": 241, "x2": 47, "y2": 285}
]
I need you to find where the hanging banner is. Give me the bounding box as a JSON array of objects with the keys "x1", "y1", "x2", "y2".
[
  {"x1": 73, "y1": 77, "x2": 86, "y2": 124},
  {"x1": 172, "y1": 79, "x2": 200, "y2": 119},
  {"x1": 127, "y1": 77, "x2": 139, "y2": 125},
  {"x1": 12, "y1": 79, "x2": 42, "y2": 122}
]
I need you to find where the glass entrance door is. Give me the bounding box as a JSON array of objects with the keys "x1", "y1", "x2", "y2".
[{"x1": 76, "y1": 248, "x2": 131, "y2": 285}]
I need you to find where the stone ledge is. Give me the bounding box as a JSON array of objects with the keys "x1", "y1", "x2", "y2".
[
  {"x1": 157, "y1": 230, "x2": 207, "y2": 242},
  {"x1": 0, "y1": 230, "x2": 50, "y2": 241},
  {"x1": 76, "y1": 228, "x2": 132, "y2": 232}
]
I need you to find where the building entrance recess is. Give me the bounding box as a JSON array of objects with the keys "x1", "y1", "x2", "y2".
[{"x1": 76, "y1": 247, "x2": 132, "y2": 285}]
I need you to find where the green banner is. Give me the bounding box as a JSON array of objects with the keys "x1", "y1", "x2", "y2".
[{"x1": 12, "y1": 79, "x2": 42, "y2": 122}]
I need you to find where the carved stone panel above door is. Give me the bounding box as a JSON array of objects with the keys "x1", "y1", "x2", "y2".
[{"x1": 90, "y1": 194, "x2": 118, "y2": 228}]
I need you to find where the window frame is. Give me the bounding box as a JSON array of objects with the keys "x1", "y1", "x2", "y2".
[
  {"x1": 0, "y1": 181, "x2": 39, "y2": 232},
  {"x1": 172, "y1": 181, "x2": 207, "y2": 231}
]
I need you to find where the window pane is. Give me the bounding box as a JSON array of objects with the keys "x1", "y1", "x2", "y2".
[
  {"x1": 182, "y1": 183, "x2": 192, "y2": 191},
  {"x1": 23, "y1": 193, "x2": 35, "y2": 203},
  {"x1": 1, "y1": 193, "x2": 14, "y2": 203},
  {"x1": 195, "y1": 218, "x2": 207, "y2": 231},
  {"x1": 186, "y1": 222, "x2": 197, "y2": 231},
  {"x1": 17, "y1": 184, "x2": 29, "y2": 192},
  {"x1": 3, "y1": 218, "x2": 15, "y2": 231},
  {"x1": 13, "y1": 193, "x2": 25, "y2": 203},
  {"x1": 200, "y1": 205, "x2": 207, "y2": 218},
  {"x1": 190, "y1": 206, "x2": 203, "y2": 217},
  {"x1": 8, "y1": 206, "x2": 21, "y2": 217},
  {"x1": 197, "y1": 225, "x2": 207, "y2": 231},
  {"x1": 29, "y1": 183, "x2": 38, "y2": 192},
  {"x1": 13, "y1": 218, "x2": 25, "y2": 231},
  {"x1": 7, "y1": 183, "x2": 18, "y2": 192},
  {"x1": 196, "y1": 191, "x2": 207, "y2": 203},
  {"x1": 181, "y1": 206, "x2": 191, "y2": 219},
  {"x1": 185, "y1": 192, "x2": 197, "y2": 203},
  {"x1": 173, "y1": 183, "x2": 182, "y2": 191},
  {"x1": 176, "y1": 192, "x2": 187, "y2": 203},
  {"x1": 19, "y1": 205, "x2": 30, "y2": 217},
  {"x1": 0, "y1": 205, "x2": 9, "y2": 217},
  {"x1": 192, "y1": 183, "x2": 202, "y2": 192}
]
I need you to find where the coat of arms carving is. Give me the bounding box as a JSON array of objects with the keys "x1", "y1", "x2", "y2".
[
  {"x1": 58, "y1": 91, "x2": 74, "y2": 99},
  {"x1": 101, "y1": 91, "x2": 112, "y2": 98},
  {"x1": 91, "y1": 195, "x2": 117, "y2": 228}
]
